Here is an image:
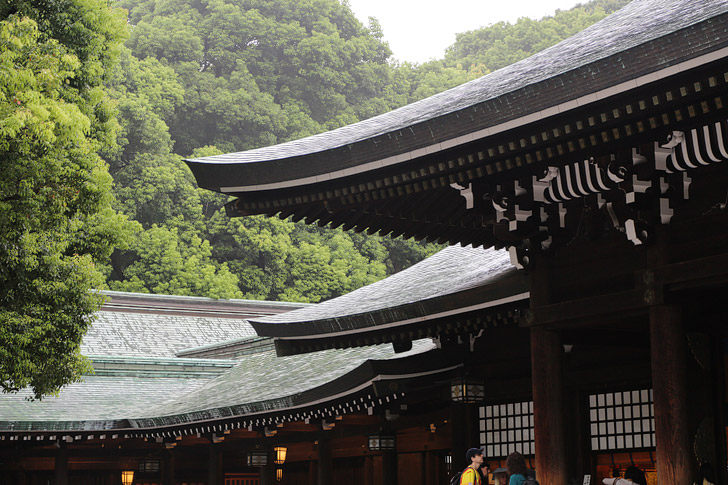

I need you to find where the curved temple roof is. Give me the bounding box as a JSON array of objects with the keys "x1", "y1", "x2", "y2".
[
  {"x1": 185, "y1": 0, "x2": 728, "y2": 193},
  {"x1": 0, "y1": 339, "x2": 440, "y2": 432},
  {"x1": 0, "y1": 292, "x2": 452, "y2": 434},
  {"x1": 249, "y1": 245, "x2": 529, "y2": 341}
]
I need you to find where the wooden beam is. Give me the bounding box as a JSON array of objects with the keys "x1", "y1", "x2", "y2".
[
  {"x1": 527, "y1": 287, "x2": 651, "y2": 326},
  {"x1": 661, "y1": 252, "x2": 728, "y2": 290}
]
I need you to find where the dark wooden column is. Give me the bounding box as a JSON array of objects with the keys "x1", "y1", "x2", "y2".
[
  {"x1": 260, "y1": 448, "x2": 275, "y2": 485},
  {"x1": 451, "y1": 401, "x2": 480, "y2": 472},
  {"x1": 363, "y1": 455, "x2": 374, "y2": 485},
  {"x1": 309, "y1": 459, "x2": 317, "y2": 485},
  {"x1": 424, "y1": 451, "x2": 434, "y2": 485},
  {"x1": 317, "y1": 435, "x2": 333, "y2": 485},
  {"x1": 382, "y1": 449, "x2": 398, "y2": 485},
  {"x1": 162, "y1": 450, "x2": 175, "y2": 485},
  {"x1": 54, "y1": 445, "x2": 68, "y2": 485},
  {"x1": 650, "y1": 305, "x2": 693, "y2": 483},
  {"x1": 531, "y1": 327, "x2": 567, "y2": 484},
  {"x1": 208, "y1": 443, "x2": 222, "y2": 485}
]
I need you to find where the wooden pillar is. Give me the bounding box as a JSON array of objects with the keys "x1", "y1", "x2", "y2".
[
  {"x1": 317, "y1": 436, "x2": 332, "y2": 485},
  {"x1": 162, "y1": 450, "x2": 175, "y2": 485},
  {"x1": 55, "y1": 445, "x2": 68, "y2": 485},
  {"x1": 260, "y1": 463, "x2": 274, "y2": 485},
  {"x1": 650, "y1": 305, "x2": 693, "y2": 483},
  {"x1": 260, "y1": 448, "x2": 275, "y2": 485},
  {"x1": 309, "y1": 459, "x2": 317, "y2": 485},
  {"x1": 531, "y1": 327, "x2": 567, "y2": 484},
  {"x1": 451, "y1": 401, "x2": 480, "y2": 472},
  {"x1": 424, "y1": 451, "x2": 434, "y2": 485},
  {"x1": 208, "y1": 443, "x2": 222, "y2": 485},
  {"x1": 382, "y1": 449, "x2": 397, "y2": 485},
  {"x1": 364, "y1": 455, "x2": 374, "y2": 485}
]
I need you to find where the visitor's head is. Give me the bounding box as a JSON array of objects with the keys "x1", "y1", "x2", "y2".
[
  {"x1": 506, "y1": 451, "x2": 527, "y2": 476},
  {"x1": 465, "y1": 447, "x2": 485, "y2": 466},
  {"x1": 624, "y1": 466, "x2": 646, "y2": 485},
  {"x1": 493, "y1": 467, "x2": 508, "y2": 485}
]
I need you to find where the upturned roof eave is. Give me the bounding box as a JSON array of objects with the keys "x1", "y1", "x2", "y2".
[
  {"x1": 0, "y1": 344, "x2": 453, "y2": 434},
  {"x1": 248, "y1": 268, "x2": 530, "y2": 339},
  {"x1": 184, "y1": 1, "x2": 728, "y2": 193}
]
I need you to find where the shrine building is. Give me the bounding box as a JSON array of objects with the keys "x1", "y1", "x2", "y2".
[{"x1": 2, "y1": 0, "x2": 728, "y2": 484}]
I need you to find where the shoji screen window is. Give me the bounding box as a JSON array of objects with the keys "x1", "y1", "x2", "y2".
[
  {"x1": 589, "y1": 389, "x2": 655, "y2": 451},
  {"x1": 480, "y1": 401, "x2": 535, "y2": 458}
]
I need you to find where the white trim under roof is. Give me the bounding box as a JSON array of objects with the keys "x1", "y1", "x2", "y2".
[{"x1": 274, "y1": 291, "x2": 531, "y2": 341}]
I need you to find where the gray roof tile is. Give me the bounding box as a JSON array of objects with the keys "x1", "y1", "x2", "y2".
[
  {"x1": 82, "y1": 311, "x2": 258, "y2": 358},
  {"x1": 143, "y1": 339, "x2": 435, "y2": 417},
  {"x1": 0, "y1": 340, "x2": 436, "y2": 429},
  {"x1": 252, "y1": 246, "x2": 515, "y2": 326}
]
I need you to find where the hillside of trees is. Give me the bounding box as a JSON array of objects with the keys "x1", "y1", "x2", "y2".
[
  {"x1": 1, "y1": 0, "x2": 631, "y2": 397},
  {"x1": 103, "y1": 0, "x2": 631, "y2": 302}
]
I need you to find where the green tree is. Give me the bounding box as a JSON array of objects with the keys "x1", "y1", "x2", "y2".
[
  {"x1": 0, "y1": 3, "x2": 132, "y2": 399},
  {"x1": 443, "y1": 0, "x2": 632, "y2": 71},
  {"x1": 109, "y1": 225, "x2": 242, "y2": 299},
  {"x1": 119, "y1": 0, "x2": 400, "y2": 153},
  {"x1": 104, "y1": 0, "x2": 625, "y2": 305},
  {"x1": 106, "y1": 0, "x2": 441, "y2": 302}
]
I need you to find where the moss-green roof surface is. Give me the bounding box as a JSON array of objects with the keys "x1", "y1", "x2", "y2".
[
  {"x1": 0, "y1": 297, "x2": 437, "y2": 431},
  {"x1": 82, "y1": 309, "x2": 258, "y2": 358}
]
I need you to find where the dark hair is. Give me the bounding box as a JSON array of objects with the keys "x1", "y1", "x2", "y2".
[
  {"x1": 506, "y1": 452, "x2": 527, "y2": 476},
  {"x1": 700, "y1": 463, "x2": 714, "y2": 483},
  {"x1": 624, "y1": 466, "x2": 646, "y2": 485}
]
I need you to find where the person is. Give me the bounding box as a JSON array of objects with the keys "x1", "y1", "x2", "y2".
[
  {"x1": 506, "y1": 452, "x2": 528, "y2": 485},
  {"x1": 624, "y1": 466, "x2": 647, "y2": 485},
  {"x1": 481, "y1": 461, "x2": 491, "y2": 484},
  {"x1": 493, "y1": 467, "x2": 509, "y2": 485},
  {"x1": 602, "y1": 466, "x2": 646, "y2": 485},
  {"x1": 699, "y1": 462, "x2": 715, "y2": 485},
  {"x1": 461, "y1": 448, "x2": 485, "y2": 485},
  {"x1": 601, "y1": 477, "x2": 637, "y2": 485}
]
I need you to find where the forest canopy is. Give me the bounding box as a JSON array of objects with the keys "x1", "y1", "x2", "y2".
[
  {"x1": 105, "y1": 0, "x2": 630, "y2": 303},
  {"x1": 0, "y1": 0, "x2": 631, "y2": 396}
]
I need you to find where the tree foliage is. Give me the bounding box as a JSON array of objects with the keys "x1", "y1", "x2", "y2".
[
  {"x1": 103, "y1": 0, "x2": 629, "y2": 305},
  {"x1": 0, "y1": 0, "x2": 632, "y2": 398},
  {"x1": 119, "y1": 0, "x2": 398, "y2": 154},
  {"x1": 444, "y1": 0, "x2": 632, "y2": 72},
  {"x1": 105, "y1": 0, "x2": 442, "y2": 302},
  {"x1": 0, "y1": 3, "x2": 133, "y2": 399}
]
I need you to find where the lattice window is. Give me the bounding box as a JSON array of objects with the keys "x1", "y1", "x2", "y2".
[
  {"x1": 480, "y1": 400, "x2": 535, "y2": 458},
  {"x1": 225, "y1": 474, "x2": 260, "y2": 485},
  {"x1": 589, "y1": 389, "x2": 655, "y2": 451}
]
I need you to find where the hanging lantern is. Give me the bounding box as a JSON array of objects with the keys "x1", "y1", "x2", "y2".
[
  {"x1": 273, "y1": 446, "x2": 287, "y2": 465},
  {"x1": 121, "y1": 470, "x2": 135, "y2": 485},
  {"x1": 247, "y1": 448, "x2": 268, "y2": 467},
  {"x1": 450, "y1": 377, "x2": 485, "y2": 404},
  {"x1": 367, "y1": 433, "x2": 396, "y2": 451}
]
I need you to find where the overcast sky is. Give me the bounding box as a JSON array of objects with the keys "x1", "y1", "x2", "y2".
[{"x1": 346, "y1": 0, "x2": 586, "y2": 63}]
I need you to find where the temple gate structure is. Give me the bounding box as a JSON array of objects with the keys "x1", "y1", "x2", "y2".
[{"x1": 2, "y1": 0, "x2": 728, "y2": 484}]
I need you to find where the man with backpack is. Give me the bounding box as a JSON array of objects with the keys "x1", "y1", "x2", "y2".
[{"x1": 452, "y1": 447, "x2": 486, "y2": 485}]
